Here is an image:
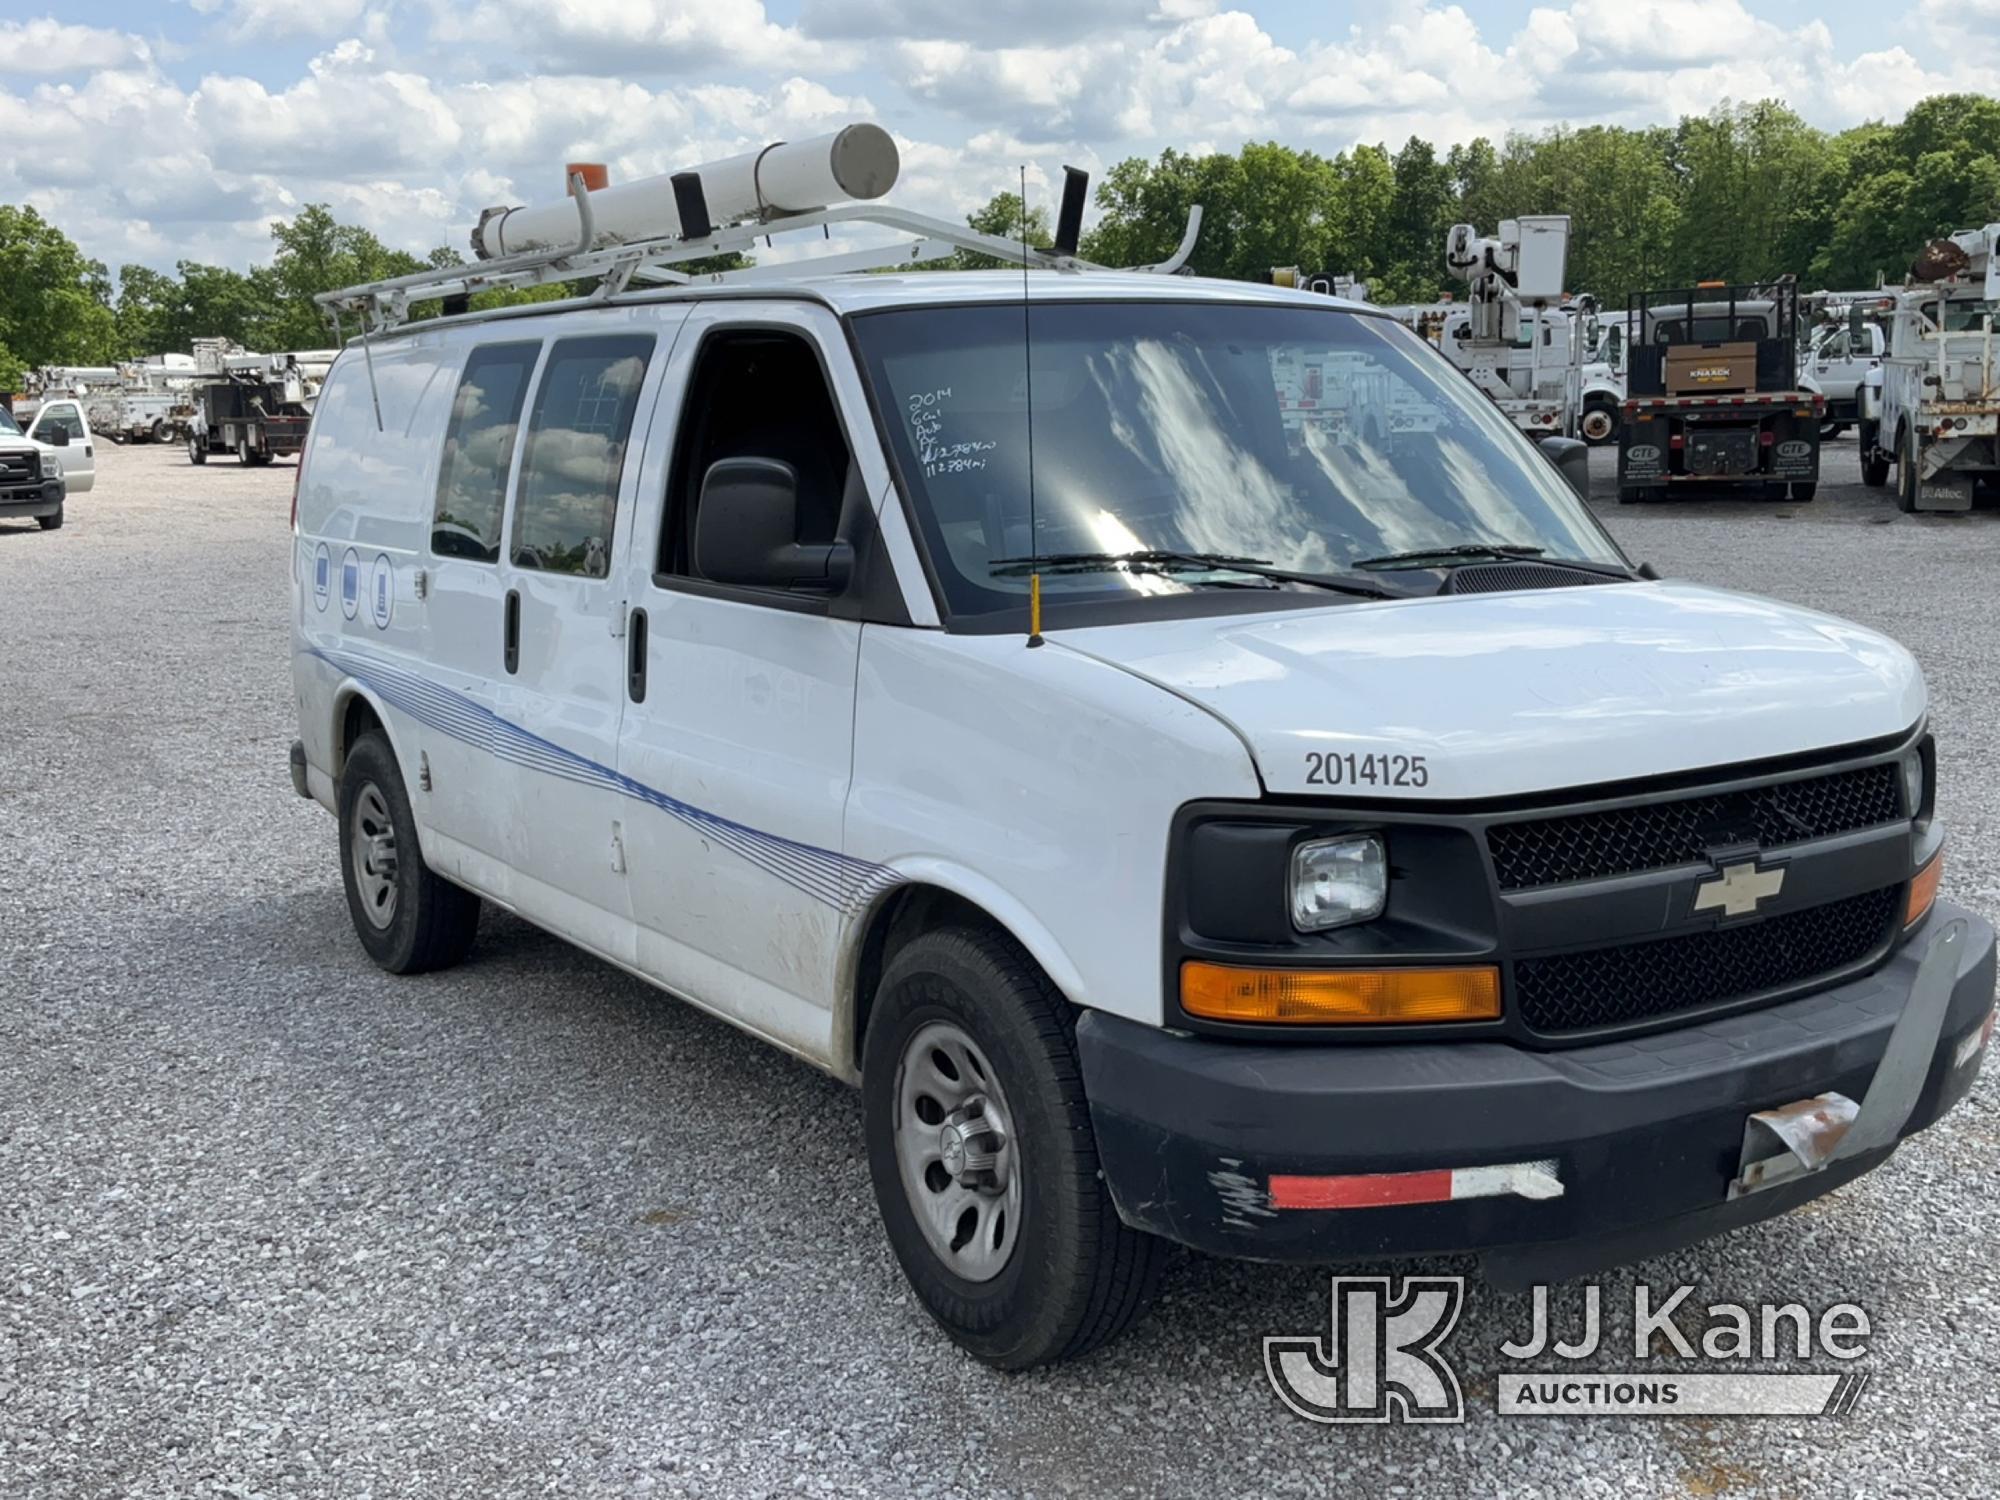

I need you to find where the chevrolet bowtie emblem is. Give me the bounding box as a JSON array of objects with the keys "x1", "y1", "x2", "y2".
[{"x1": 1693, "y1": 860, "x2": 1786, "y2": 918}]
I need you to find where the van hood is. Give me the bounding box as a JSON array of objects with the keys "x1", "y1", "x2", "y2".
[{"x1": 1054, "y1": 582, "x2": 1924, "y2": 800}]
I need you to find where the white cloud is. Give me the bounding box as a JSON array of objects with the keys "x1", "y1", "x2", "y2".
[
  {"x1": 6, "y1": 0, "x2": 2000, "y2": 282},
  {"x1": 0, "y1": 18, "x2": 153, "y2": 73},
  {"x1": 439, "y1": 0, "x2": 854, "y2": 75},
  {"x1": 801, "y1": 0, "x2": 1208, "y2": 44},
  {"x1": 197, "y1": 0, "x2": 374, "y2": 41}
]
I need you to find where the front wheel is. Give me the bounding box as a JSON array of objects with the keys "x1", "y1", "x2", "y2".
[
  {"x1": 863, "y1": 927, "x2": 1165, "y2": 1369},
  {"x1": 37, "y1": 506, "x2": 63, "y2": 531},
  {"x1": 188, "y1": 434, "x2": 207, "y2": 466},
  {"x1": 337, "y1": 732, "x2": 481, "y2": 974},
  {"x1": 1579, "y1": 400, "x2": 1618, "y2": 446}
]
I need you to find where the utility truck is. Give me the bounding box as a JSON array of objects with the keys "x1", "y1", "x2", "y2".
[
  {"x1": 1423, "y1": 218, "x2": 1581, "y2": 439},
  {"x1": 292, "y1": 125, "x2": 1992, "y2": 1369},
  {"x1": 187, "y1": 349, "x2": 333, "y2": 465},
  {"x1": 1859, "y1": 224, "x2": 1999, "y2": 512},
  {"x1": 1617, "y1": 280, "x2": 1824, "y2": 501},
  {"x1": 84, "y1": 357, "x2": 201, "y2": 445}
]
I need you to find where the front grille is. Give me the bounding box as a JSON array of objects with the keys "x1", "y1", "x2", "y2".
[
  {"x1": 1514, "y1": 884, "x2": 1899, "y2": 1034},
  {"x1": 1487, "y1": 762, "x2": 1902, "y2": 890},
  {"x1": 0, "y1": 452, "x2": 34, "y2": 485}
]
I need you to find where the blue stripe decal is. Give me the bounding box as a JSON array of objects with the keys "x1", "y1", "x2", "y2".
[{"x1": 313, "y1": 645, "x2": 901, "y2": 917}]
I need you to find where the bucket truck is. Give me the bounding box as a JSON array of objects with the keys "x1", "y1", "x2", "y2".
[
  {"x1": 1859, "y1": 224, "x2": 2000, "y2": 512},
  {"x1": 1435, "y1": 217, "x2": 1580, "y2": 439}
]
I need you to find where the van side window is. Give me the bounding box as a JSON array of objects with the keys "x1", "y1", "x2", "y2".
[
  {"x1": 661, "y1": 330, "x2": 852, "y2": 578},
  {"x1": 432, "y1": 342, "x2": 539, "y2": 562},
  {"x1": 511, "y1": 334, "x2": 654, "y2": 578}
]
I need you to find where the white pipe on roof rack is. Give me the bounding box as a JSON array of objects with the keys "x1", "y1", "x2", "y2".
[{"x1": 473, "y1": 124, "x2": 899, "y2": 260}]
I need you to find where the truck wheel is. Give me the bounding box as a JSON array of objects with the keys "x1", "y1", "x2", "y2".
[
  {"x1": 1896, "y1": 427, "x2": 1919, "y2": 514},
  {"x1": 1788, "y1": 482, "x2": 1817, "y2": 502},
  {"x1": 1859, "y1": 423, "x2": 1889, "y2": 487},
  {"x1": 337, "y1": 732, "x2": 481, "y2": 974},
  {"x1": 1819, "y1": 422, "x2": 1847, "y2": 441},
  {"x1": 1579, "y1": 399, "x2": 1618, "y2": 446},
  {"x1": 188, "y1": 435, "x2": 207, "y2": 466},
  {"x1": 37, "y1": 506, "x2": 63, "y2": 531},
  {"x1": 150, "y1": 419, "x2": 168, "y2": 444},
  {"x1": 1616, "y1": 485, "x2": 1647, "y2": 504},
  {"x1": 863, "y1": 926, "x2": 1165, "y2": 1369},
  {"x1": 236, "y1": 435, "x2": 254, "y2": 465}
]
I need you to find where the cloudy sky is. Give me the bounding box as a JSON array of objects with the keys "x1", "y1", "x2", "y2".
[{"x1": 6, "y1": 0, "x2": 1998, "y2": 278}]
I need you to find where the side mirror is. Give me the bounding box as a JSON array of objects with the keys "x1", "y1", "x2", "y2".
[
  {"x1": 44, "y1": 425, "x2": 70, "y2": 448},
  {"x1": 1538, "y1": 435, "x2": 1590, "y2": 499},
  {"x1": 694, "y1": 457, "x2": 852, "y2": 591}
]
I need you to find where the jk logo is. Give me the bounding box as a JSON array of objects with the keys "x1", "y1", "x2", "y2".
[{"x1": 1265, "y1": 1276, "x2": 1466, "y2": 1424}]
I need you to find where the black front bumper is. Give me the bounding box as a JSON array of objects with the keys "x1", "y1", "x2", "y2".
[
  {"x1": 0, "y1": 477, "x2": 63, "y2": 518},
  {"x1": 1079, "y1": 903, "x2": 1995, "y2": 1283}
]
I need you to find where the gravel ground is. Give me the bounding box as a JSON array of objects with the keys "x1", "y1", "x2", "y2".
[{"x1": 3, "y1": 438, "x2": 1998, "y2": 1499}]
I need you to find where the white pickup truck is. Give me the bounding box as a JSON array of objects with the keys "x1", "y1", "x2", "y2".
[
  {"x1": 7, "y1": 396, "x2": 97, "y2": 494},
  {"x1": 1860, "y1": 225, "x2": 1999, "y2": 511},
  {"x1": 1803, "y1": 318, "x2": 1886, "y2": 437},
  {"x1": 0, "y1": 405, "x2": 71, "y2": 530}
]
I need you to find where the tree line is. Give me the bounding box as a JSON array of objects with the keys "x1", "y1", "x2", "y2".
[{"x1": 4, "y1": 94, "x2": 1997, "y2": 387}]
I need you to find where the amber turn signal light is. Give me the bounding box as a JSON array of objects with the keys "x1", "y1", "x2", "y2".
[
  {"x1": 1181, "y1": 962, "x2": 1501, "y2": 1024},
  {"x1": 1907, "y1": 850, "x2": 1943, "y2": 928}
]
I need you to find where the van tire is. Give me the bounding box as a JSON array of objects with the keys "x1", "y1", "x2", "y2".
[
  {"x1": 37, "y1": 506, "x2": 63, "y2": 531},
  {"x1": 862, "y1": 926, "x2": 1165, "y2": 1369},
  {"x1": 337, "y1": 732, "x2": 480, "y2": 974}
]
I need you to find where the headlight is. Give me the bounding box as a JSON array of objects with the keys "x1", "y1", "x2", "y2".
[
  {"x1": 1290, "y1": 834, "x2": 1386, "y2": 932},
  {"x1": 1901, "y1": 743, "x2": 1932, "y2": 825},
  {"x1": 39, "y1": 453, "x2": 59, "y2": 478}
]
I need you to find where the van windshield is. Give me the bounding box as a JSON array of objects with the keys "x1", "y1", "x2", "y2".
[{"x1": 851, "y1": 299, "x2": 1622, "y2": 623}]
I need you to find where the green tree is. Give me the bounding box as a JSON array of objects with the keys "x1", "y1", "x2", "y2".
[{"x1": 0, "y1": 205, "x2": 117, "y2": 371}]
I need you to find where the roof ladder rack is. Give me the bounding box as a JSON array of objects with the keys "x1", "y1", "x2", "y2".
[{"x1": 315, "y1": 161, "x2": 1203, "y2": 336}]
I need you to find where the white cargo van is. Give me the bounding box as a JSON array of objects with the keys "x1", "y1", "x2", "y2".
[{"x1": 290, "y1": 139, "x2": 1995, "y2": 1369}]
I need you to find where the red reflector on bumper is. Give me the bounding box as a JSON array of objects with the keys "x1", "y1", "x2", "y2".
[{"x1": 1268, "y1": 1160, "x2": 1564, "y2": 1210}]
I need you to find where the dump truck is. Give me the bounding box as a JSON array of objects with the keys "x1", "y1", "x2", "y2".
[
  {"x1": 1617, "y1": 280, "x2": 1824, "y2": 501},
  {"x1": 1859, "y1": 224, "x2": 1999, "y2": 512}
]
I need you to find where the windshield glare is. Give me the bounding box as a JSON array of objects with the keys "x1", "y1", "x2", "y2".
[
  {"x1": 853, "y1": 300, "x2": 1621, "y2": 620},
  {"x1": 0, "y1": 408, "x2": 20, "y2": 437}
]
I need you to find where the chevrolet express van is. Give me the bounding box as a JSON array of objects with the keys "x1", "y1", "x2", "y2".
[{"x1": 291, "y1": 270, "x2": 1995, "y2": 1368}]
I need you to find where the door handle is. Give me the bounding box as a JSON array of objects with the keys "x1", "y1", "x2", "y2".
[
  {"x1": 504, "y1": 588, "x2": 520, "y2": 675},
  {"x1": 628, "y1": 607, "x2": 648, "y2": 703}
]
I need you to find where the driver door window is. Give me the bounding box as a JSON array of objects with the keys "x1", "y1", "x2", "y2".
[{"x1": 659, "y1": 329, "x2": 858, "y2": 589}]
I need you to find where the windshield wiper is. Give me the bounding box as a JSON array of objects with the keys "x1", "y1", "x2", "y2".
[
  {"x1": 987, "y1": 550, "x2": 1395, "y2": 600},
  {"x1": 1353, "y1": 544, "x2": 1545, "y2": 570},
  {"x1": 1352, "y1": 544, "x2": 1635, "y2": 580}
]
